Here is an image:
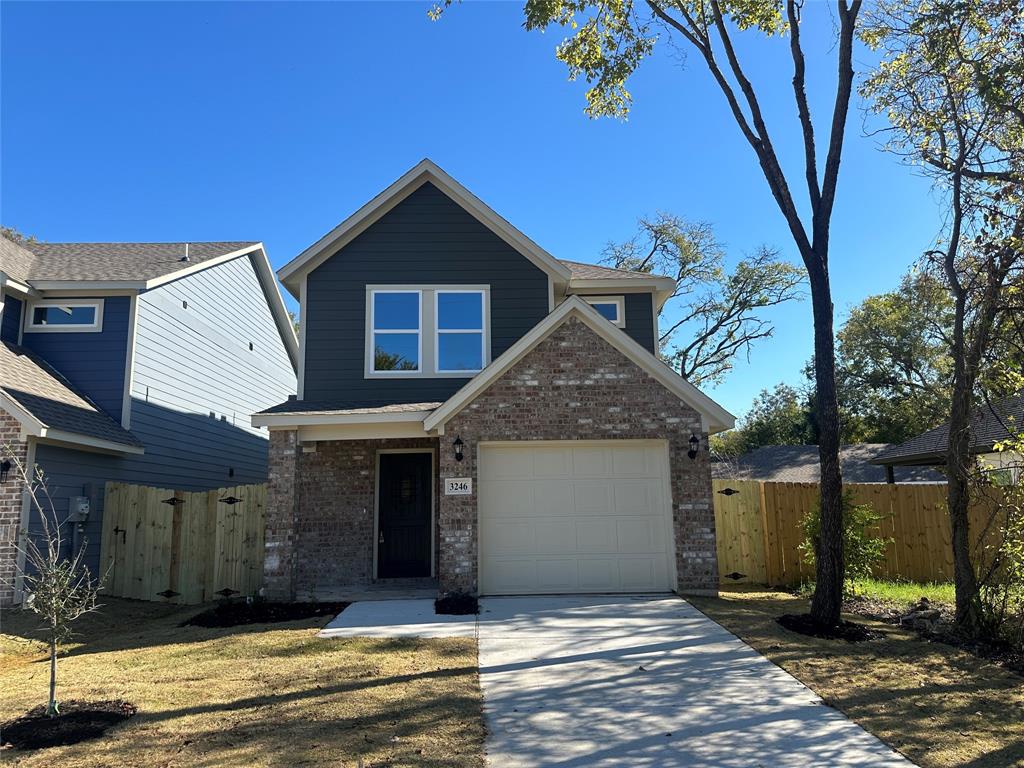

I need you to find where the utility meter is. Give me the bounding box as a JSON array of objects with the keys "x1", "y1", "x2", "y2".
[{"x1": 68, "y1": 496, "x2": 90, "y2": 523}]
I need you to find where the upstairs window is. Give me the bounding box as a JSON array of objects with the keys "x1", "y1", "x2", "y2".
[
  {"x1": 582, "y1": 296, "x2": 625, "y2": 328},
  {"x1": 366, "y1": 286, "x2": 489, "y2": 377},
  {"x1": 436, "y1": 291, "x2": 485, "y2": 373},
  {"x1": 26, "y1": 300, "x2": 104, "y2": 332},
  {"x1": 371, "y1": 290, "x2": 421, "y2": 372}
]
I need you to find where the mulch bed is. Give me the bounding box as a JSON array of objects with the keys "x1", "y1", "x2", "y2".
[
  {"x1": 777, "y1": 613, "x2": 880, "y2": 642},
  {"x1": 436, "y1": 593, "x2": 479, "y2": 615},
  {"x1": 1, "y1": 700, "x2": 137, "y2": 750},
  {"x1": 183, "y1": 600, "x2": 348, "y2": 628},
  {"x1": 845, "y1": 598, "x2": 1024, "y2": 676}
]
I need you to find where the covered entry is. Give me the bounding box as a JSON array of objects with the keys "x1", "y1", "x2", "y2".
[{"x1": 478, "y1": 440, "x2": 675, "y2": 595}]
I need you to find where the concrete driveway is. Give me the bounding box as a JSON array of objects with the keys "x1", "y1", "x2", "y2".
[{"x1": 477, "y1": 595, "x2": 912, "y2": 768}]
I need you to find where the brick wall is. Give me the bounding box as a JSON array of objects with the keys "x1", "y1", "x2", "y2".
[
  {"x1": 263, "y1": 432, "x2": 438, "y2": 600},
  {"x1": 438, "y1": 316, "x2": 718, "y2": 595},
  {"x1": 0, "y1": 410, "x2": 28, "y2": 606}
]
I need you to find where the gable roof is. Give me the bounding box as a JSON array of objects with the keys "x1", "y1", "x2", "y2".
[
  {"x1": 561, "y1": 258, "x2": 678, "y2": 309},
  {"x1": 715, "y1": 444, "x2": 945, "y2": 483},
  {"x1": 0, "y1": 341, "x2": 143, "y2": 453},
  {"x1": 424, "y1": 296, "x2": 735, "y2": 434},
  {"x1": 0, "y1": 236, "x2": 37, "y2": 285},
  {"x1": 276, "y1": 159, "x2": 573, "y2": 296},
  {"x1": 872, "y1": 394, "x2": 1023, "y2": 466}
]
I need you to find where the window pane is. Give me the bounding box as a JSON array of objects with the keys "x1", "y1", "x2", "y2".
[
  {"x1": 437, "y1": 292, "x2": 483, "y2": 330},
  {"x1": 373, "y1": 333, "x2": 419, "y2": 371},
  {"x1": 373, "y1": 292, "x2": 419, "y2": 330},
  {"x1": 438, "y1": 332, "x2": 483, "y2": 371},
  {"x1": 32, "y1": 305, "x2": 96, "y2": 326},
  {"x1": 590, "y1": 302, "x2": 618, "y2": 322}
]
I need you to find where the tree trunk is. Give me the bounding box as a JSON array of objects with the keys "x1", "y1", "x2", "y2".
[
  {"x1": 807, "y1": 259, "x2": 845, "y2": 626},
  {"x1": 47, "y1": 636, "x2": 58, "y2": 718}
]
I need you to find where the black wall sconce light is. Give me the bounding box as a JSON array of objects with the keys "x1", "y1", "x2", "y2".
[
  {"x1": 687, "y1": 433, "x2": 700, "y2": 460},
  {"x1": 453, "y1": 435, "x2": 465, "y2": 462},
  {"x1": 0, "y1": 460, "x2": 10, "y2": 484}
]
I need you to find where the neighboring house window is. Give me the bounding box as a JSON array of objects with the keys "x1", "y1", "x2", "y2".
[
  {"x1": 436, "y1": 290, "x2": 485, "y2": 373},
  {"x1": 370, "y1": 290, "x2": 421, "y2": 373},
  {"x1": 582, "y1": 296, "x2": 625, "y2": 328},
  {"x1": 25, "y1": 300, "x2": 104, "y2": 332},
  {"x1": 366, "y1": 286, "x2": 489, "y2": 377}
]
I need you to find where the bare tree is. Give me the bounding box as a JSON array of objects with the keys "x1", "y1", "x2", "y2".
[
  {"x1": 602, "y1": 213, "x2": 803, "y2": 386},
  {"x1": 2, "y1": 444, "x2": 103, "y2": 717}
]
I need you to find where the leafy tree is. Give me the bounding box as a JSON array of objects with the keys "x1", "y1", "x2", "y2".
[
  {"x1": 836, "y1": 270, "x2": 954, "y2": 443},
  {"x1": 602, "y1": 213, "x2": 803, "y2": 386},
  {"x1": 862, "y1": 0, "x2": 1024, "y2": 634},
  {"x1": 432, "y1": 0, "x2": 864, "y2": 626},
  {"x1": 711, "y1": 382, "x2": 815, "y2": 457},
  {"x1": 2, "y1": 445, "x2": 104, "y2": 717},
  {"x1": 374, "y1": 347, "x2": 417, "y2": 371},
  {"x1": 1, "y1": 225, "x2": 37, "y2": 245}
]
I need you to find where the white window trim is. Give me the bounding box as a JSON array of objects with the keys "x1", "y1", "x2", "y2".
[
  {"x1": 368, "y1": 289, "x2": 422, "y2": 375},
  {"x1": 25, "y1": 299, "x2": 105, "y2": 333},
  {"x1": 364, "y1": 285, "x2": 490, "y2": 379},
  {"x1": 581, "y1": 295, "x2": 626, "y2": 328},
  {"x1": 435, "y1": 289, "x2": 487, "y2": 375}
]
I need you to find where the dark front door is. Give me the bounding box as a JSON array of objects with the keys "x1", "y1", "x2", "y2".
[{"x1": 377, "y1": 452, "x2": 432, "y2": 578}]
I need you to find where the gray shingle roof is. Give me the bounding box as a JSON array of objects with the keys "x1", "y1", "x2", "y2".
[
  {"x1": 257, "y1": 400, "x2": 442, "y2": 416},
  {"x1": 0, "y1": 341, "x2": 142, "y2": 449},
  {"x1": 1, "y1": 236, "x2": 258, "y2": 284},
  {"x1": 713, "y1": 443, "x2": 945, "y2": 483},
  {"x1": 559, "y1": 259, "x2": 663, "y2": 281},
  {"x1": 872, "y1": 394, "x2": 1024, "y2": 466},
  {"x1": 20, "y1": 241, "x2": 258, "y2": 283}
]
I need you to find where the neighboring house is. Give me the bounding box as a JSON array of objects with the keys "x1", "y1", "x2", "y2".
[
  {"x1": 253, "y1": 159, "x2": 735, "y2": 601},
  {"x1": 0, "y1": 236, "x2": 297, "y2": 605},
  {"x1": 872, "y1": 394, "x2": 1023, "y2": 484},
  {"x1": 713, "y1": 444, "x2": 945, "y2": 483}
]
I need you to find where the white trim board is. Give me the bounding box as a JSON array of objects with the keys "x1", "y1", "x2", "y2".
[{"x1": 276, "y1": 159, "x2": 573, "y2": 297}]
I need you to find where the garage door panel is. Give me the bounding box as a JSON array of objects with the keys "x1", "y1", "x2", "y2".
[{"x1": 480, "y1": 441, "x2": 675, "y2": 595}]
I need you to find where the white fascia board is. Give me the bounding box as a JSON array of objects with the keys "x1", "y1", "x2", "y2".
[
  {"x1": 29, "y1": 282, "x2": 147, "y2": 293},
  {"x1": 276, "y1": 159, "x2": 572, "y2": 296},
  {"x1": 248, "y1": 245, "x2": 300, "y2": 373},
  {"x1": 567, "y1": 276, "x2": 677, "y2": 310},
  {"x1": 0, "y1": 273, "x2": 35, "y2": 297},
  {"x1": 0, "y1": 391, "x2": 143, "y2": 454},
  {"x1": 251, "y1": 409, "x2": 434, "y2": 429},
  {"x1": 142, "y1": 243, "x2": 264, "y2": 289},
  {"x1": 0, "y1": 391, "x2": 46, "y2": 437},
  {"x1": 424, "y1": 296, "x2": 736, "y2": 434}
]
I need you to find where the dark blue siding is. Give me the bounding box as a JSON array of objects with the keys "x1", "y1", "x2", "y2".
[
  {"x1": 1, "y1": 294, "x2": 22, "y2": 343},
  {"x1": 22, "y1": 296, "x2": 130, "y2": 420},
  {"x1": 304, "y1": 182, "x2": 550, "y2": 406},
  {"x1": 624, "y1": 293, "x2": 657, "y2": 354}
]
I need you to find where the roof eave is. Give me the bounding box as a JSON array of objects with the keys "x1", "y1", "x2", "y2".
[{"x1": 250, "y1": 409, "x2": 434, "y2": 429}]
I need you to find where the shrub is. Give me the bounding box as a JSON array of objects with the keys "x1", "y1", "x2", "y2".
[{"x1": 799, "y1": 491, "x2": 890, "y2": 595}]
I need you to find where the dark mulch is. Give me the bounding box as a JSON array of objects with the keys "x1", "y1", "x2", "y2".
[
  {"x1": 845, "y1": 598, "x2": 1024, "y2": 676},
  {"x1": 1, "y1": 700, "x2": 137, "y2": 750},
  {"x1": 436, "y1": 593, "x2": 479, "y2": 615},
  {"x1": 182, "y1": 600, "x2": 348, "y2": 628},
  {"x1": 777, "y1": 613, "x2": 880, "y2": 642}
]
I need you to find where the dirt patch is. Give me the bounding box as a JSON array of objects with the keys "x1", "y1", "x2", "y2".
[
  {"x1": 1, "y1": 700, "x2": 137, "y2": 750},
  {"x1": 183, "y1": 600, "x2": 348, "y2": 628},
  {"x1": 777, "y1": 613, "x2": 880, "y2": 642},
  {"x1": 436, "y1": 593, "x2": 479, "y2": 615}
]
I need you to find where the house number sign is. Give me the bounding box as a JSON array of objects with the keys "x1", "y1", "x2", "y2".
[{"x1": 444, "y1": 478, "x2": 472, "y2": 495}]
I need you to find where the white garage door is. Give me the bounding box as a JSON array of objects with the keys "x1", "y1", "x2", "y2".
[{"x1": 478, "y1": 441, "x2": 675, "y2": 595}]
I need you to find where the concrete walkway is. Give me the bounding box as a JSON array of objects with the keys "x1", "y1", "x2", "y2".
[{"x1": 476, "y1": 595, "x2": 912, "y2": 768}]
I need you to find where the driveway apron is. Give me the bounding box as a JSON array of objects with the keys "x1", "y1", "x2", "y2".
[{"x1": 476, "y1": 595, "x2": 912, "y2": 768}]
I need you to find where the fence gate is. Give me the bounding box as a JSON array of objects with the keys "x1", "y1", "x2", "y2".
[{"x1": 100, "y1": 482, "x2": 266, "y2": 604}]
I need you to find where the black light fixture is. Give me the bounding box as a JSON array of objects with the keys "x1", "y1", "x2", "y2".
[
  {"x1": 0, "y1": 460, "x2": 10, "y2": 484},
  {"x1": 453, "y1": 435, "x2": 465, "y2": 462},
  {"x1": 687, "y1": 433, "x2": 700, "y2": 460}
]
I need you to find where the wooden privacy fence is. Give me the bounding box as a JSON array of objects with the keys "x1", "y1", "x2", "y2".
[
  {"x1": 713, "y1": 480, "x2": 1001, "y2": 587},
  {"x1": 100, "y1": 482, "x2": 266, "y2": 604}
]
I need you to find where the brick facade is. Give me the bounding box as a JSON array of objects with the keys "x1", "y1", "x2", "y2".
[
  {"x1": 0, "y1": 410, "x2": 28, "y2": 606},
  {"x1": 264, "y1": 316, "x2": 718, "y2": 600},
  {"x1": 437, "y1": 317, "x2": 718, "y2": 595},
  {"x1": 264, "y1": 431, "x2": 438, "y2": 600}
]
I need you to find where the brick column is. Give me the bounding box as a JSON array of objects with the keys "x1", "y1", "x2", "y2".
[
  {"x1": 264, "y1": 429, "x2": 299, "y2": 600},
  {"x1": 438, "y1": 441, "x2": 478, "y2": 595},
  {"x1": 0, "y1": 411, "x2": 28, "y2": 607}
]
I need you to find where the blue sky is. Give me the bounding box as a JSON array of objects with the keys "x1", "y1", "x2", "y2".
[{"x1": 1, "y1": 1, "x2": 944, "y2": 417}]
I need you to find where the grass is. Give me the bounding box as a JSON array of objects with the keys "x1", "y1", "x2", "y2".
[
  {"x1": 689, "y1": 586, "x2": 1024, "y2": 768},
  {"x1": 796, "y1": 578, "x2": 957, "y2": 606},
  {"x1": 0, "y1": 598, "x2": 484, "y2": 767}
]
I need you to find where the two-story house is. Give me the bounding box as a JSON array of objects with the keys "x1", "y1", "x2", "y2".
[
  {"x1": 254, "y1": 160, "x2": 734, "y2": 601},
  {"x1": 0, "y1": 236, "x2": 297, "y2": 605}
]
